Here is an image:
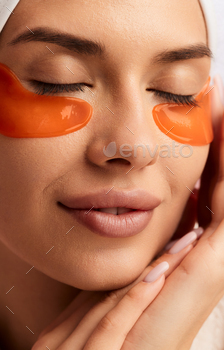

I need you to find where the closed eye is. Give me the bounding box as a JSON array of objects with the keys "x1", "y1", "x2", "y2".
[
  {"x1": 148, "y1": 89, "x2": 198, "y2": 107},
  {"x1": 30, "y1": 81, "x2": 198, "y2": 107},
  {"x1": 30, "y1": 81, "x2": 89, "y2": 95}
]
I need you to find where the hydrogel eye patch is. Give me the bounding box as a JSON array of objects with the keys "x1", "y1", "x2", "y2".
[
  {"x1": 152, "y1": 78, "x2": 214, "y2": 146},
  {"x1": 0, "y1": 63, "x2": 93, "y2": 138},
  {"x1": 0, "y1": 63, "x2": 214, "y2": 144}
]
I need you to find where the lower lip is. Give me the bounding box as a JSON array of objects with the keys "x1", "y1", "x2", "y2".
[{"x1": 64, "y1": 207, "x2": 154, "y2": 238}]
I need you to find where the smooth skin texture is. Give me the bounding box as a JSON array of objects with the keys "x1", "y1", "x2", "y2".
[
  {"x1": 0, "y1": 0, "x2": 220, "y2": 348},
  {"x1": 31, "y1": 83, "x2": 224, "y2": 350}
]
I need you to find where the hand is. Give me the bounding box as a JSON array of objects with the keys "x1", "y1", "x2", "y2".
[{"x1": 32, "y1": 229, "x2": 198, "y2": 349}]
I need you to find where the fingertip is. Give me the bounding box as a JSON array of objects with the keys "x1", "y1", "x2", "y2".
[{"x1": 143, "y1": 261, "x2": 169, "y2": 283}]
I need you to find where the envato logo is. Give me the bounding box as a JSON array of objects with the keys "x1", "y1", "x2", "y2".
[{"x1": 103, "y1": 141, "x2": 193, "y2": 158}]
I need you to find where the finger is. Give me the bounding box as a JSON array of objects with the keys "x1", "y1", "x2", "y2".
[
  {"x1": 33, "y1": 292, "x2": 104, "y2": 349},
  {"x1": 121, "y1": 219, "x2": 224, "y2": 350},
  {"x1": 37, "y1": 290, "x2": 97, "y2": 340},
  {"x1": 156, "y1": 226, "x2": 203, "y2": 257},
  {"x1": 51, "y1": 231, "x2": 198, "y2": 350},
  {"x1": 83, "y1": 271, "x2": 167, "y2": 350},
  {"x1": 109, "y1": 229, "x2": 199, "y2": 299}
]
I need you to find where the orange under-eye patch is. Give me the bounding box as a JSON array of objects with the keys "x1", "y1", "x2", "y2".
[
  {"x1": 0, "y1": 63, "x2": 93, "y2": 138},
  {"x1": 152, "y1": 78, "x2": 214, "y2": 146}
]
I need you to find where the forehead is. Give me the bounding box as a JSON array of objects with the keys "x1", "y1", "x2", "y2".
[{"x1": 4, "y1": 0, "x2": 206, "y2": 52}]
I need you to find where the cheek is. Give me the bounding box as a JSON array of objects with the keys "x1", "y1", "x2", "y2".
[
  {"x1": 0, "y1": 62, "x2": 94, "y2": 260},
  {"x1": 152, "y1": 143, "x2": 209, "y2": 254},
  {"x1": 0, "y1": 135, "x2": 81, "y2": 246},
  {"x1": 0, "y1": 135, "x2": 89, "y2": 288}
]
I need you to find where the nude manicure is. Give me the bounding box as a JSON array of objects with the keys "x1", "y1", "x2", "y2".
[
  {"x1": 143, "y1": 261, "x2": 169, "y2": 283},
  {"x1": 194, "y1": 178, "x2": 201, "y2": 190},
  {"x1": 168, "y1": 231, "x2": 197, "y2": 254},
  {"x1": 164, "y1": 239, "x2": 178, "y2": 251},
  {"x1": 193, "y1": 227, "x2": 204, "y2": 238}
]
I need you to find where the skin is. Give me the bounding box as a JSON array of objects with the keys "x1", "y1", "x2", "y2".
[{"x1": 0, "y1": 0, "x2": 214, "y2": 348}]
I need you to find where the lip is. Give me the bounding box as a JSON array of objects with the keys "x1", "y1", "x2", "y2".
[
  {"x1": 59, "y1": 189, "x2": 161, "y2": 238},
  {"x1": 60, "y1": 189, "x2": 161, "y2": 211}
]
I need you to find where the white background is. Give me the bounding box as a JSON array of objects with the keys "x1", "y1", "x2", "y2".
[{"x1": 211, "y1": 0, "x2": 224, "y2": 81}]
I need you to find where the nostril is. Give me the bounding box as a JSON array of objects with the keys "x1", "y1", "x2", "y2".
[{"x1": 107, "y1": 158, "x2": 130, "y2": 165}]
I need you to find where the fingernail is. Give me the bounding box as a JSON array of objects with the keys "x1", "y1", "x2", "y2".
[
  {"x1": 168, "y1": 231, "x2": 197, "y2": 254},
  {"x1": 194, "y1": 178, "x2": 201, "y2": 190},
  {"x1": 164, "y1": 227, "x2": 204, "y2": 252},
  {"x1": 214, "y1": 75, "x2": 224, "y2": 106},
  {"x1": 143, "y1": 261, "x2": 169, "y2": 283},
  {"x1": 193, "y1": 226, "x2": 204, "y2": 238},
  {"x1": 164, "y1": 239, "x2": 178, "y2": 251}
]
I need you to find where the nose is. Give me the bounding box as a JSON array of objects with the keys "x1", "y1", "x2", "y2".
[{"x1": 85, "y1": 79, "x2": 160, "y2": 172}]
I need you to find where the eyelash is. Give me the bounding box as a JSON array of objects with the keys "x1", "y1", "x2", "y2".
[
  {"x1": 150, "y1": 89, "x2": 197, "y2": 107},
  {"x1": 30, "y1": 81, "x2": 198, "y2": 107}
]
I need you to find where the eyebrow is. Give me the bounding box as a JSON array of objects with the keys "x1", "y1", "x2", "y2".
[
  {"x1": 8, "y1": 27, "x2": 213, "y2": 64},
  {"x1": 152, "y1": 44, "x2": 213, "y2": 64},
  {"x1": 8, "y1": 27, "x2": 106, "y2": 58}
]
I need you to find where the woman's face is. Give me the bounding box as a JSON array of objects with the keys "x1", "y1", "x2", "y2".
[{"x1": 0, "y1": 0, "x2": 211, "y2": 290}]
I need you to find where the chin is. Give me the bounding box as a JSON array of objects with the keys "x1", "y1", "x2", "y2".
[{"x1": 62, "y1": 258, "x2": 149, "y2": 292}]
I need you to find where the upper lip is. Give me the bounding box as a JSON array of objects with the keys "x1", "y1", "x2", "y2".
[{"x1": 59, "y1": 189, "x2": 161, "y2": 211}]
